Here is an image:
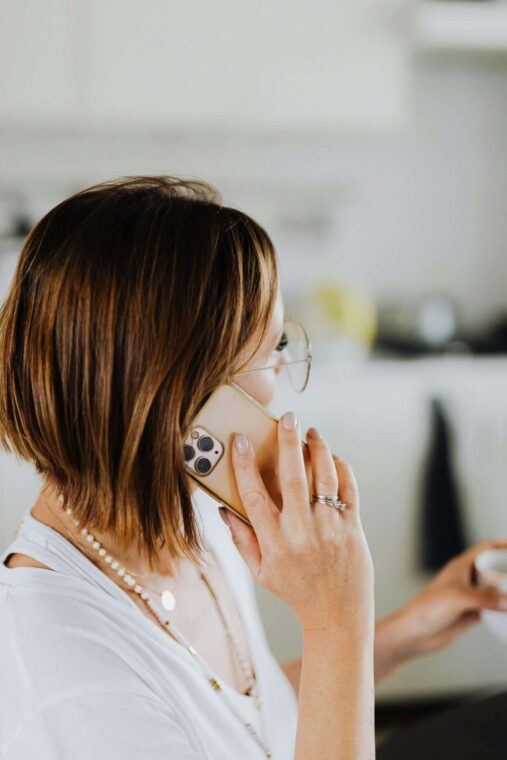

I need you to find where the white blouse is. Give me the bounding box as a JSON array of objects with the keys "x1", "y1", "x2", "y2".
[{"x1": 0, "y1": 488, "x2": 298, "y2": 759}]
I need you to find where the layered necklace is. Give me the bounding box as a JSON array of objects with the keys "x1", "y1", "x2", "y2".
[{"x1": 44, "y1": 495, "x2": 273, "y2": 758}]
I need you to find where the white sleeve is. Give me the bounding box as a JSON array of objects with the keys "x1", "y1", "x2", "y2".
[{"x1": 6, "y1": 690, "x2": 201, "y2": 760}]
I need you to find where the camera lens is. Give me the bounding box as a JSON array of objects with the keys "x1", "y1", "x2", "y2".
[
  {"x1": 198, "y1": 435, "x2": 214, "y2": 452},
  {"x1": 183, "y1": 444, "x2": 195, "y2": 462},
  {"x1": 195, "y1": 457, "x2": 212, "y2": 474}
]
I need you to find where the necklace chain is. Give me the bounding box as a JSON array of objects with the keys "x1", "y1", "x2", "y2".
[
  {"x1": 46, "y1": 498, "x2": 258, "y2": 693},
  {"x1": 40, "y1": 495, "x2": 272, "y2": 758}
]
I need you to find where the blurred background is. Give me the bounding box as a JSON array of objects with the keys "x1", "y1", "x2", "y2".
[{"x1": 1, "y1": 0, "x2": 507, "y2": 743}]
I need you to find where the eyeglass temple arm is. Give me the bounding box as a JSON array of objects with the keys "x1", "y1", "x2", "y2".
[{"x1": 235, "y1": 358, "x2": 310, "y2": 376}]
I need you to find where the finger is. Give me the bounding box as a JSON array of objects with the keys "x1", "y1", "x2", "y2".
[
  {"x1": 332, "y1": 456, "x2": 360, "y2": 516},
  {"x1": 218, "y1": 506, "x2": 261, "y2": 579},
  {"x1": 462, "y1": 538, "x2": 507, "y2": 564},
  {"x1": 306, "y1": 428, "x2": 338, "y2": 497},
  {"x1": 453, "y1": 585, "x2": 507, "y2": 614},
  {"x1": 461, "y1": 610, "x2": 481, "y2": 624},
  {"x1": 475, "y1": 538, "x2": 507, "y2": 552},
  {"x1": 446, "y1": 539, "x2": 507, "y2": 584},
  {"x1": 278, "y1": 412, "x2": 311, "y2": 525},
  {"x1": 306, "y1": 427, "x2": 341, "y2": 531},
  {"x1": 471, "y1": 586, "x2": 507, "y2": 612},
  {"x1": 231, "y1": 433, "x2": 278, "y2": 544}
]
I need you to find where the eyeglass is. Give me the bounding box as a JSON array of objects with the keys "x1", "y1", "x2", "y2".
[{"x1": 234, "y1": 319, "x2": 312, "y2": 393}]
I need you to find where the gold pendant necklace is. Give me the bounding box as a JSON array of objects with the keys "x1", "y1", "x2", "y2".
[
  {"x1": 43, "y1": 495, "x2": 271, "y2": 757},
  {"x1": 46, "y1": 497, "x2": 261, "y2": 705},
  {"x1": 44, "y1": 496, "x2": 178, "y2": 609}
]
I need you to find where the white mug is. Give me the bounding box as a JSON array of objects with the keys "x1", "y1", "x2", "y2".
[{"x1": 474, "y1": 549, "x2": 507, "y2": 644}]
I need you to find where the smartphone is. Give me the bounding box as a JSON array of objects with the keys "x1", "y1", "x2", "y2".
[{"x1": 183, "y1": 381, "x2": 313, "y2": 526}]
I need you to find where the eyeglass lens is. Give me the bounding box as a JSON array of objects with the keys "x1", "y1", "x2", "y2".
[{"x1": 281, "y1": 321, "x2": 310, "y2": 392}]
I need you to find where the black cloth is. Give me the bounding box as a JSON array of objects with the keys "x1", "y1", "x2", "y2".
[
  {"x1": 420, "y1": 397, "x2": 467, "y2": 571},
  {"x1": 378, "y1": 691, "x2": 507, "y2": 760}
]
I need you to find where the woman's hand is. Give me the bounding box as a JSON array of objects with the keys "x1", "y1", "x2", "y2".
[
  {"x1": 375, "y1": 539, "x2": 507, "y2": 684},
  {"x1": 221, "y1": 413, "x2": 373, "y2": 635},
  {"x1": 222, "y1": 414, "x2": 376, "y2": 759}
]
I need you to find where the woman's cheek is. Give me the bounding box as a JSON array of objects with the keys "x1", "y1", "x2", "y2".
[{"x1": 233, "y1": 371, "x2": 277, "y2": 408}]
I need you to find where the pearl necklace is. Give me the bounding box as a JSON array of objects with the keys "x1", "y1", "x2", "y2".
[
  {"x1": 47, "y1": 497, "x2": 260, "y2": 700},
  {"x1": 47, "y1": 495, "x2": 273, "y2": 758}
]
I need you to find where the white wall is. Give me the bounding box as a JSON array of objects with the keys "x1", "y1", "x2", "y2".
[{"x1": 1, "y1": 56, "x2": 507, "y2": 330}]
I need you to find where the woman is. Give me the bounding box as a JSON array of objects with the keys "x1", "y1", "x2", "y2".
[{"x1": 0, "y1": 176, "x2": 504, "y2": 759}]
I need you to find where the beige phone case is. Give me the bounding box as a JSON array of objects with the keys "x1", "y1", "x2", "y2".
[{"x1": 184, "y1": 382, "x2": 313, "y2": 526}]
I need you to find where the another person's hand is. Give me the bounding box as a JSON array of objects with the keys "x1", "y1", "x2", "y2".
[
  {"x1": 375, "y1": 539, "x2": 507, "y2": 683},
  {"x1": 221, "y1": 414, "x2": 374, "y2": 635}
]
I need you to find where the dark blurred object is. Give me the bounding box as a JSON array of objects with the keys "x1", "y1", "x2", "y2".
[
  {"x1": 375, "y1": 296, "x2": 507, "y2": 357},
  {"x1": 375, "y1": 292, "x2": 461, "y2": 356},
  {"x1": 469, "y1": 313, "x2": 507, "y2": 354},
  {"x1": 0, "y1": 191, "x2": 33, "y2": 243},
  {"x1": 376, "y1": 693, "x2": 473, "y2": 749},
  {"x1": 10, "y1": 212, "x2": 32, "y2": 238},
  {"x1": 420, "y1": 398, "x2": 467, "y2": 571},
  {"x1": 378, "y1": 690, "x2": 507, "y2": 760}
]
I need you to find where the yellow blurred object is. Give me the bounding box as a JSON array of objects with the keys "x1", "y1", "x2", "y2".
[{"x1": 313, "y1": 282, "x2": 377, "y2": 347}]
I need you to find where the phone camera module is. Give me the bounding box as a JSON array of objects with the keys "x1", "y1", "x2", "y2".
[
  {"x1": 195, "y1": 457, "x2": 212, "y2": 474},
  {"x1": 197, "y1": 435, "x2": 214, "y2": 452},
  {"x1": 183, "y1": 444, "x2": 195, "y2": 462},
  {"x1": 184, "y1": 427, "x2": 223, "y2": 476}
]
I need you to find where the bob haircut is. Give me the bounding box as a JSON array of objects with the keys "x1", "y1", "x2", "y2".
[{"x1": 0, "y1": 176, "x2": 278, "y2": 570}]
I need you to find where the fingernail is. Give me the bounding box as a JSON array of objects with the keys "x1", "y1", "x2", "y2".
[
  {"x1": 234, "y1": 433, "x2": 249, "y2": 454},
  {"x1": 498, "y1": 598, "x2": 507, "y2": 610},
  {"x1": 218, "y1": 507, "x2": 231, "y2": 528},
  {"x1": 307, "y1": 427, "x2": 321, "y2": 439},
  {"x1": 282, "y1": 411, "x2": 297, "y2": 430}
]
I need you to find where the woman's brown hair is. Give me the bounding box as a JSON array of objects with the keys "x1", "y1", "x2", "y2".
[{"x1": 0, "y1": 176, "x2": 278, "y2": 570}]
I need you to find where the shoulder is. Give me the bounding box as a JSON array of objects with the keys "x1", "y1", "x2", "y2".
[
  {"x1": 1, "y1": 576, "x2": 203, "y2": 759},
  {"x1": 1, "y1": 573, "x2": 147, "y2": 697}
]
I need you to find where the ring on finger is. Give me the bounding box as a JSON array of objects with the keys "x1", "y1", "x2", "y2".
[{"x1": 312, "y1": 493, "x2": 347, "y2": 511}]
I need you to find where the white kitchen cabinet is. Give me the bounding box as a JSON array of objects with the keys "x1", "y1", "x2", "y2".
[
  {"x1": 0, "y1": 0, "x2": 83, "y2": 124},
  {"x1": 255, "y1": 1, "x2": 411, "y2": 133},
  {"x1": 417, "y1": 1, "x2": 507, "y2": 53},
  {"x1": 0, "y1": 0, "x2": 411, "y2": 133}
]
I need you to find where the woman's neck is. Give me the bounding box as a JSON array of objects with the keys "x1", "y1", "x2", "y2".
[{"x1": 34, "y1": 481, "x2": 195, "y2": 580}]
